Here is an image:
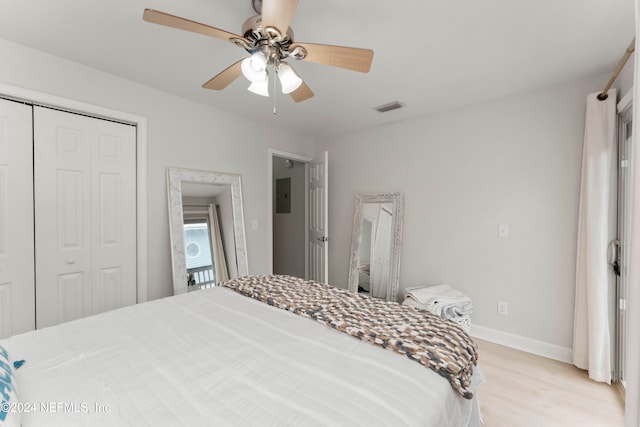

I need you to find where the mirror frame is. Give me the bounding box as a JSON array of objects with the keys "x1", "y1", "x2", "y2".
[
  {"x1": 167, "y1": 167, "x2": 249, "y2": 295},
  {"x1": 347, "y1": 192, "x2": 404, "y2": 302}
]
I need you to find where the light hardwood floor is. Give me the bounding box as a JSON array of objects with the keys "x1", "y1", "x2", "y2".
[{"x1": 475, "y1": 339, "x2": 624, "y2": 426}]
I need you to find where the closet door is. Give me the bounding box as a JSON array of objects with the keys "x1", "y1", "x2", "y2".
[
  {"x1": 34, "y1": 107, "x2": 137, "y2": 328},
  {"x1": 0, "y1": 98, "x2": 35, "y2": 339}
]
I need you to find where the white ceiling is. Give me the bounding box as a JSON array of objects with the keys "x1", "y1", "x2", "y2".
[{"x1": 0, "y1": 0, "x2": 634, "y2": 139}]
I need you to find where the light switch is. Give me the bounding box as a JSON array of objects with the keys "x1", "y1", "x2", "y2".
[
  {"x1": 251, "y1": 220, "x2": 258, "y2": 230},
  {"x1": 498, "y1": 224, "x2": 509, "y2": 238}
]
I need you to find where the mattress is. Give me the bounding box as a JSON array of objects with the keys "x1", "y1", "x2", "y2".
[{"x1": 1, "y1": 284, "x2": 481, "y2": 426}]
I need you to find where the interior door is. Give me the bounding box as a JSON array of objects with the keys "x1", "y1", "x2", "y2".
[
  {"x1": 309, "y1": 151, "x2": 328, "y2": 283},
  {"x1": 0, "y1": 98, "x2": 35, "y2": 338},
  {"x1": 34, "y1": 107, "x2": 137, "y2": 328}
]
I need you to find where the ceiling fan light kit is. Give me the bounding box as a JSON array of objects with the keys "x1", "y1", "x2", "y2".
[
  {"x1": 248, "y1": 78, "x2": 270, "y2": 97},
  {"x1": 241, "y1": 52, "x2": 268, "y2": 82},
  {"x1": 142, "y1": 0, "x2": 374, "y2": 104},
  {"x1": 239, "y1": 49, "x2": 301, "y2": 96},
  {"x1": 276, "y1": 62, "x2": 302, "y2": 94}
]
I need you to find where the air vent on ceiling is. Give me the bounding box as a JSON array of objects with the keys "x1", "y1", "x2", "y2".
[{"x1": 374, "y1": 101, "x2": 404, "y2": 113}]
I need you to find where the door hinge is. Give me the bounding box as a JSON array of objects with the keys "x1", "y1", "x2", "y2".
[{"x1": 620, "y1": 298, "x2": 628, "y2": 311}]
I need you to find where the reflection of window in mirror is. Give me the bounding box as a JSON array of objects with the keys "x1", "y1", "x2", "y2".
[{"x1": 183, "y1": 219, "x2": 216, "y2": 290}]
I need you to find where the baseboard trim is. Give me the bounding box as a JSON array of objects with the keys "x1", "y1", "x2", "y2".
[{"x1": 470, "y1": 324, "x2": 573, "y2": 364}]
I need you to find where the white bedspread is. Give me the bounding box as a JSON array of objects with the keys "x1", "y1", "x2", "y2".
[{"x1": 1, "y1": 286, "x2": 479, "y2": 426}]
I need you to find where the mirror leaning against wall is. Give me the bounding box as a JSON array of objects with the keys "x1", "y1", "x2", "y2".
[
  {"x1": 167, "y1": 167, "x2": 249, "y2": 295},
  {"x1": 348, "y1": 192, "x2": 404, "y2": 302}
]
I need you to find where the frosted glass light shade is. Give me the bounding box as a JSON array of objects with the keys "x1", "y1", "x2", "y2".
[
  {"x1": 241, "y1": 53, "x2": 268, "y2": 82},
  {"x1": 247, "y1": 77, "x2": 269, "y2": 97},
  {"x1": 277, "y1": 63, "x2": 302, "y2": 94}
]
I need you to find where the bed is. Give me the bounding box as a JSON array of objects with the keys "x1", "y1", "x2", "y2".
[{"x1": 0, "y1": 275, "x2": 482, "y2": 426}]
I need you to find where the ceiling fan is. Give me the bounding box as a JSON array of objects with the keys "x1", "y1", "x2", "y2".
[{"x1": 143, "y1": 0, "x2": 374, "y2": 103}]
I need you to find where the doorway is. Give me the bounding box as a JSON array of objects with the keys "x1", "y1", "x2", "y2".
[
  {"x1": 267, "y1": 149, "x2": 329, "y2": 282},
  {"x1": 269, "y1": 150, "x2": 310, "y2": 278}
]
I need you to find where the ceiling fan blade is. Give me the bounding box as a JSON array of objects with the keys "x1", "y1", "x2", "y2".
[
  {"x1": 143, "y1": 9, "x2": 248, "y2": 43},
  {"x1": 261, "y1": 0, "x2": 299, "y2": 35},
  {"x1": 289, "y1": 80, "x2": 314, "y2": 103},
  {"x1": 290, "y1": 42, "x2": 374, "y2": 73},
  {"x1": 202, "y1": 60, "x2": 244, "y2": 90}
]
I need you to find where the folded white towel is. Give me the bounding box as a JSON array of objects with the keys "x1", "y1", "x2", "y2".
[
  {"x1": 405, "y1": 284, "x2": 468, "y2": 304},
  {"x1": 442, "y1": 303, "x2": 473, "y2": 318},
  {"x1": 404, "y1": 284, "x2": 473, "y2": 319},
  {"x1": 424, "y1": 302, "x2": 473, "y2": 319},
  {"x1": 405, "y1": 284, "x2": 470, "y2": 305}
]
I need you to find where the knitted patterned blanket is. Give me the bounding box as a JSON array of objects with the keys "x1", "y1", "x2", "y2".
[{"x1": 222, "y1": 275, "x2": 478, "y2": 399}]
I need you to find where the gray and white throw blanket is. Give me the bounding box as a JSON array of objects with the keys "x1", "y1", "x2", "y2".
[{"x1": 222, "y1": 274, "x2": 478, "y2": 399}]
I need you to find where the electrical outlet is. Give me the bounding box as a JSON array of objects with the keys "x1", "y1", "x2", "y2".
[
  {"x1": 498, "y1": 224, "x2": 510, "y2": 238},
  {"x1": 497, "y1": 301, "x2": 509, "y2": 316}
]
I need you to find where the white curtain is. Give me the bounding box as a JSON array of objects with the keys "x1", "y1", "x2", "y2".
[
  {"x1": 208, "y1": 204, "x2": 229, "y2": 283},
  {"x1": 625, "y1": 3, "x2": 640, "y2": 425},
  {"x1": 572, "y1": 89, "x2": 617, "y2": 384}
]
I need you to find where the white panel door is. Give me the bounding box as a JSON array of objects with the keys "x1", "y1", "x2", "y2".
[
  {"x1": 34, "y1": 107, "x2": 136, "y2": 328},
  {"x1": 90, "y1": 118, "x2": 137, "y2": 315},
  {"x1": 308, "y1": 151, "x2": 328, "y2": 283},
  {"x1": 0, "y1": 98, "x2": 34, "y2": 338}
]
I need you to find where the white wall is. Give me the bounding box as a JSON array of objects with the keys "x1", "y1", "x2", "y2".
[
  {"x1": 0, "y1": 38, "x2": 315, "y2": 301},
  {"x1": 318, "y1": 72, "x2": 617, "y2": 351},
  {"x1": 617, "y1": 52, "x2": 635, "y2": 99}
]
